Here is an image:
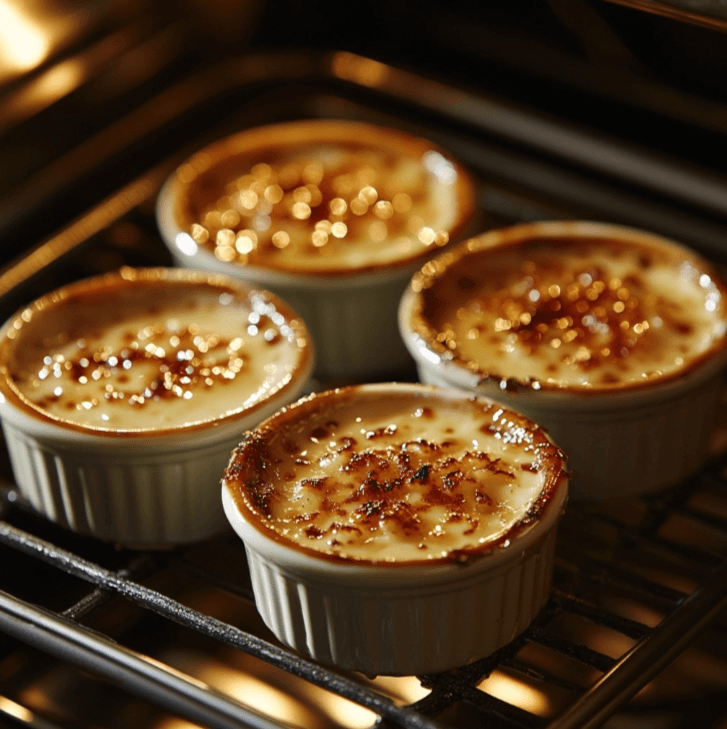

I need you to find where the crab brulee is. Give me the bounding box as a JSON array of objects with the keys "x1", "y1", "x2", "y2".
[
  {"x1": 0, "y1": 267, "x2": 313, "y2": 546},
  {"x1": 222, "y1": 382, "x2": 568, "y2": 675},
  {"x1": 157, "y1": 118, "x2": 476, "y2": 377},
  {"x1": 399, "y1": 220, "x2": 727, "y2": 499}
]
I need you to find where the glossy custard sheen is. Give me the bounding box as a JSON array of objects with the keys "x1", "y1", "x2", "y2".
[
  {"x1": 174, "y1": 121, "x2": 472, "y2": 274},
  {"x1": 225, "y1": 387, "x2": 567, "y2": 563},
  {"x1": 1, "y1": 271, "x2": 309, "y2": 432},
  {"x1": 414, "y1": 235, "x2": 727, "y2": 390}
]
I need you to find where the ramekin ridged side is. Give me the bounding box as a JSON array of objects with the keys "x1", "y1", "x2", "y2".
[
  {"x1": 166, "y1": 239, "x2": 416, "y2": 379},
  {"x1": 409, "y1": 350, "x2": 723, "y2": 500},
  {"x1": 2, "y1": 420, "x2": 234, "y2": 545},
  {"x1": 161, "y1": 230, "x2": 418, "y2": 378},
  {"x1": 399, "y1": 267, "x2": 727, "y2": 501},
  {"x1": 0, "y1": 373, "x2": 312, "y2": 547},
  {"x1": 241, "y1": 270, "x2": 422, "y2": 380},
  {"x1": 154, "y1": 118, "x2": 479, "y2": 381},
  {"x1": 221, "y1": 485, "x2": 565, "y2": 676}
]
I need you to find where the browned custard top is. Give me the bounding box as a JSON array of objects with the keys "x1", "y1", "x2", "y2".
[
  {"x1": 412, "y1": 233, "x2": 727, "y2": 390},
  {"x1": 172, "y1": 120, "x2": 474, "y2": 274},
  {"x1": 224, "y1": 385, "x2": 568, "y2": 563},
  {"x1": 0, "y1": 269, "x2": 311, "y2": 432}
]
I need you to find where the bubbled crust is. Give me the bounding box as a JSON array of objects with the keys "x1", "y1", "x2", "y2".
[
  {"x1": 171, "y1": 119, "x2": 476, "y2": 275},
  {"x1": 223, "y1": 384, "x2": 569, "y2": 565},
  {"x1": 409, "y1": 225, "x2": 727, "y2": 392},
  {"x1": 0, "y1": 268, "x2": 312, "y2": 435}
]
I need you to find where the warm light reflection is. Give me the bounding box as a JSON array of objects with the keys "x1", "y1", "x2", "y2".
[
  {"x1": 215, "y1": 673, "x2": 317, "y2": 727},
  {"x1": 479, "y1": 672, "x2": 553, "y2": 717},
  {"x1": 0, "y1": 696, "x2": 35, "y2": 722},
  {"x1": 310, "y1": 690, "x2": 377, "y2": 729},
  {"x1": 587, "y1": 631, "x2": 637, "y2": 660},
  {"x1": 332, "y1": 51, "x2": 390, "y2": 87},
  {"x1": 0, "y1": 1, "x2": 50, "y2": 72},
  {"x1": 18, "y1": 685, "x2": 56, "y2": 713},
  {"x1": 152, "y1": 719, "x2": 198, "y2": 729},
  {"x1": 195, "y1": 660, "x2": 378, "y2": 729},
  {"x1": 1, "y1": 55, "x2": 88, "y2": 124},
  {"x1": 366, "y1": 675, "x2": 430, "y2": 704},
  {"x1": 25, "y1": 58, "x2": 85, "y2": 103}
]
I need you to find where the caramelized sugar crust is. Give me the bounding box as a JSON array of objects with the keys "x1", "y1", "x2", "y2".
[
  {"x1": 173, "y1": 120, "x2": 475, "y2": 275},
  {"x1": 224, "y1": 385, "x2": 568, "y2": 564},
  {"x1": 411, "y1": 233, "x2": 727, "y2": 391},
  {"x1": 0, "y1": 269, "x2": 311, "y2": 433}
]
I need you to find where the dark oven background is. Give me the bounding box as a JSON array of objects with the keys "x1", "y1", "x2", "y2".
[
  {"x1": 4, "y1": 0, "x2": 727, "y2": 263},
  {"x1": 2, "y1": 2, "x2": 727, "y2": 729}
]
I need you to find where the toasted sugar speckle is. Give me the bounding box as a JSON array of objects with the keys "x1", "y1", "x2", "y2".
[
  {"x1": 417, "y1": 236, "x2": 727, "y2": 390},
  {"x1": 226, "y1": 388, "x2": 567, "y2": 563},
  {"x1": 174, "y1": 122, "x2": 475, "y2": 275},
  {"x1": 4, "y1": 274, "x2": 309, "y2": 431}
]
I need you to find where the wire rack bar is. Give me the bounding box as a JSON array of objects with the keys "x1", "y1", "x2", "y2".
[
  {"x1": 0, "y1": 589, "x2": 286, "y2": 729},
  {"x1": 0, "y1": 518, "x2": 441, "y2": 729},
  {"x1": 549, "y1": 561, "x2": 727, "y2": 729}
]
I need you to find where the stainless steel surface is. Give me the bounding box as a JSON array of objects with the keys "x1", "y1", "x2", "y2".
[
  {"x1": 599, "y1": 0, "x2": 727, "y2": 30},
  {"x1": 0, "y1": 46, "x2": 726, "y2": 729}
]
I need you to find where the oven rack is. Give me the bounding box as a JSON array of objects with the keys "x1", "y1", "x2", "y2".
[
  {"x1": 1, "y1": 51, "x2": 727, "y2": 728},
  {"x1": 2, "y1": 456, "x2": 727, "y2": 729}
]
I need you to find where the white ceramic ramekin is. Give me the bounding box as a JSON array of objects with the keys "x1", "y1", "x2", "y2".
[
  {"x1": 222, "y1": 382, "x2": 569, "y2": 676},
  {"x1": 156, "y1": 253, "x2": 424, "y2": 380},
  {"x1": 0, "y1": 268, "x2": 314, "y2": 547},
  {"x1": 399, "y1": 220, "x2": 727, "y2": 501},
  {"x1": 156, "y1": 119, "x2": 477, "y2": 380}
]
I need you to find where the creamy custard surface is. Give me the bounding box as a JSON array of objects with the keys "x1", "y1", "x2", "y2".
[
  {"x1": 225, "y1": 387, "x2": 567, "y2": 563},
  {"x1": 1, "y1": 270, "x2": 310, "y2": 432},
  {"x1": 414, "y1": 235, "x2": 727, "y2": 390},
  {"x1": 173, "y1": 121, "x2": 473, "y2": 274}
]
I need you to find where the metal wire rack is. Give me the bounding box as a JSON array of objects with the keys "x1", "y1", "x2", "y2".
[
  {"x1": 1, "y1": 51, "x2": 727, "y2": 729},
  {"x1": 1, "y1": 447, "x2": 726, "y2": 728}
]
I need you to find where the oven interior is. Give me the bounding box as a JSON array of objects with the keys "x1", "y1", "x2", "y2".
[{"x1": 2, "y1": 2, "x2": 727, "y2": 728}]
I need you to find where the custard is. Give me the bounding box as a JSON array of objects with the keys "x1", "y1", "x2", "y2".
[
  {"x1": 224, "y1": 384, "x2": 568, "y2": 564},
  {"x1": 0, "y1": 268, "x2": 312, "y2": 432},
  {"x1": 411, "y1": 230, "x2": 727, "y2": 391},
  {"x1": 170, "y1": 119, "x2": 475, "y2": 275}
]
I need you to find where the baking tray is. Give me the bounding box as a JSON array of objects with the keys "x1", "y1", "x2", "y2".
[{"x1": 1, "y1": 50, "x2": 727, "y2": 729}]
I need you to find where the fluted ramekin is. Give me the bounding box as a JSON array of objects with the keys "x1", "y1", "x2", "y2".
[
  {"x1": 222, "y1": 382, "x2": 568, "y2": 675},
  {"x1": 0, "y1": 268, "x2": 313, "y2": 547},
  {"x1": 156, "y1": 119, "x2": 477, "y2": 379},
  {"x1": 399, "y1": 220, "x2": 727, "y2": 500}
]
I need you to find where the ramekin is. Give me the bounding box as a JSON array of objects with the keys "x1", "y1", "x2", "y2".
[
  {"x1": 222, "y1": 382, "x2": 569, "y2": 675},
  {"x1": 156, "y1": 119, "x2": 477, "y2": 380},
  {"x1": 0, "y1": 268, "x2": 314, "y2": 547},
  {"x1": 399, "y1": 220, "x2": 727, "y2": 501}
]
